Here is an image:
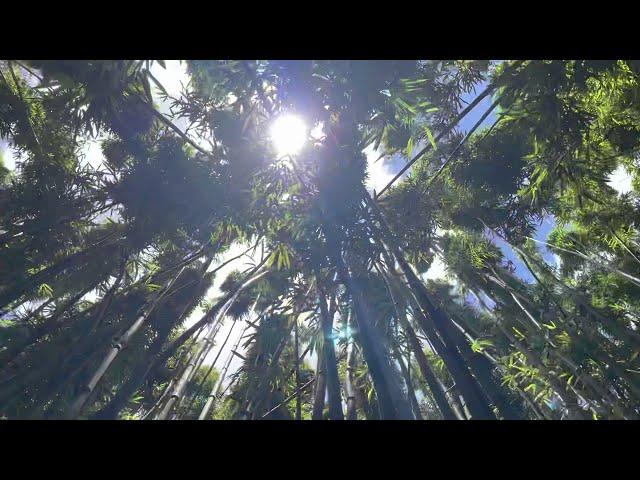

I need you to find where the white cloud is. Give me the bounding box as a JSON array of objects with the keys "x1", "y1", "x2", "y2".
[
  {"x1": 150, "y1": 60, "x2": 189, "y2": 101},
  {"x1": 424, "y1": 253, "x2": 447, "y2": 281},
  {"x1": 79, "y1": 137, "x2": 106, "y2": 169},
  {"x1": 148, "y1": 61, "x2": 207, "y2": 150},
  {"x1": 553, "y1": 254, "x2": 562, "y2": 269},
  {"x1": 364, "y1": 144, "x2": 396, "y2": 193},
  {"x1": 608, "y1": 164, "x2": 634, "y2": 195}
]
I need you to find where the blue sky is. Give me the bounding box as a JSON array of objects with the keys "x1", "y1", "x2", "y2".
[
  {"x1": 458, "y1": 79, "x2": 496, "y2": 133},
  {"x1": 458, "y1": 80, "x2": 559, "y2": 284},
  {"x1": 367, "y1": 76, "x2": 561, "y2": 286}
]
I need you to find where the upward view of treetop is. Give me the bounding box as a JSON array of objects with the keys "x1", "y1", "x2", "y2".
[{"x1": 1, "y1": 59, "x2": 640, "y2": 420}]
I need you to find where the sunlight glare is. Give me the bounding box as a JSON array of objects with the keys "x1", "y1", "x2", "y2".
[{"x1": 270, "y1": 114, "x2": 308, "y2": 157}]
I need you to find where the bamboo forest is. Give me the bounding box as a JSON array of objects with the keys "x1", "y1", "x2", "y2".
[{"x1": 2, "y1": 59, "x2": 640, "y2": 421}]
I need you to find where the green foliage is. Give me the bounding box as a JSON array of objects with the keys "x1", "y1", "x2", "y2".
[{"x1": 2, "y1": 59, "x2": 640, "y2": 420}]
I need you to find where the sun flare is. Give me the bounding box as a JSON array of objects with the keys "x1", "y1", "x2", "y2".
[{"x1": 270, "y1": 114, "x2": 308, "y2": 157}]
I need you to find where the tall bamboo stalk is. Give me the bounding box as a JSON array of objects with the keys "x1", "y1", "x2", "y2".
[
  {"x1": 392, "y1": 340, "x2": 423, "y2": 419},
  {"x1": 315, "y1": 275, "x2": 343, "y2": 420},
  {"x1": 375, "y1": 262, "x2": 458, "y2": 420},
  {"x1": 66, "y1": 265, "x2": 189, "y2": 419},
  {"x1": 293, "y1": 314, "x2": 301, "y2": 420},
  {"x1": 312, "y1": 353, "x2": 327, "y2": 420},
  {"x1": 197, "y1": 318, "x2": 254, "y2": 420},
  {"x1": 158, "y1": 271, "x2": 267, "y2": 420},
  {"x1": 363, "y1": 192, "x2": 496, "y2": 419},
  {"x1": 344, "y1": 310, "x2": 358, "y2": 420},
  {"x1": 323, "y1": 222, "x2": 413, "y2": 419},
  {"x1": 155, "y1": 322, "x2": 223, "y2": 420}
]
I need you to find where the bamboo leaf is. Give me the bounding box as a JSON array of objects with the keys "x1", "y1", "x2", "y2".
[
  {"x1": 147, "y1": 70, "x2": 169, "y2": 98},
  {"x1": 266, "y1": 250, "x2": 279, "y2": 269},
  {"x1": 406, "y1": 136, "x2": 414, "y2": 158},
  {"x1": 424, "y1": 126, "x2": 437, "y2": 151},
  {"x1": 38, "y1": 283, "x2": 53, "y2": 298}
]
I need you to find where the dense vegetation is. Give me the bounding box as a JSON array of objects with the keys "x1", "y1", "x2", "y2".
[{"x1": 1, "y1": 60, "x2": 639, "y2": 420}]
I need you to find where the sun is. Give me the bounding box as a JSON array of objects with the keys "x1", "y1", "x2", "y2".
[{"x1": 270, "y1": 114, "x2": 308, "y2": 157}]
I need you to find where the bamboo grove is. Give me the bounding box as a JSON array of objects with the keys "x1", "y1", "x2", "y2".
[{"x1": 1, "y1": 60, "x2": 640, "y2": 419}]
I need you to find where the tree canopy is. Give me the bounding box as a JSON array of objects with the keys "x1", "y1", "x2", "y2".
[{"x1": 1, "y1": 59, "x2": 640, "y2": 420}]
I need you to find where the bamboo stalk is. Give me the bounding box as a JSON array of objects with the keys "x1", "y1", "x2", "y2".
[{"x1": 66, "y1": 265, "x2": 189, "y2": 419}]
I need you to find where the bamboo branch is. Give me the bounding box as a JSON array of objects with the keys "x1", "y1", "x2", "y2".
[
  {"x1": 261, "y1": 378, "x2": 316, "y2": 419},
  {"x1": 375, "y1": 60, "x2": 524, "y2": 199}
]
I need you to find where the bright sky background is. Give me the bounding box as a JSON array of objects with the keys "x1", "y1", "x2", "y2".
[{"x1": 2, "y1": 61, "x2": 638, "y2": 393}]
